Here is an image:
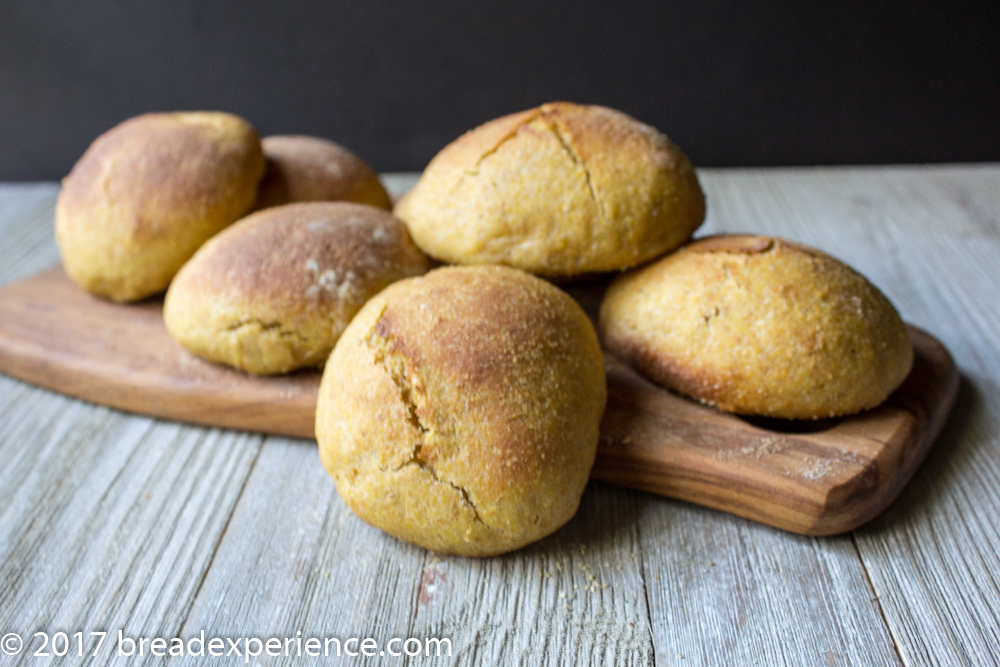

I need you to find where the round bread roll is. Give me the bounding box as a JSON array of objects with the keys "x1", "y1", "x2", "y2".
[
  {"x1": 600, "y1": 235, "x2": 913, "y2": 419},
  {"x1": 56, "y1": 112, "x2": 266, "y2": 302},
  {"x1": 164, "y1": 202, "x2": 430, "y2": 375},
  {"x1": 316, "y1": 265, "x2": 607, "y2": 556},
  {"x1": 253, "y1": 135, "x2": 391, "y2": 210},
  {"x1": 394, "y1": 102, "x2": 706, "y2": 278}
]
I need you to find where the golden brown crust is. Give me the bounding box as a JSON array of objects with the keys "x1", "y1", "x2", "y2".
[
  {"x1": 393, "y1": 102, "x2": 705, "y2": 277},
  {"x1": 316, "y1": 265, "x2": 607, "y2": 556},
  {"x1": 254, "y1": 135, "x2": 391, "y2": 210},
  {"x1": 600, "y1": 235, "x2": 914, "y2": 419},
  {"x1": 55, "y1": 112, "x2": 266, "y2": 302},
  {"x1": 164, "y1": 202, "x2": 430, "y2": 374}
]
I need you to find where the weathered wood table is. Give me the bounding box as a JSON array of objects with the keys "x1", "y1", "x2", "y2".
[{"x1": 1, "y1": 166, "x2": 998, "y2": 666}]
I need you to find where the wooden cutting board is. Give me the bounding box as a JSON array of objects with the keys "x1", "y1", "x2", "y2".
[{"x1": 0, "y1": 267, "x2": 958, "y2": 535}]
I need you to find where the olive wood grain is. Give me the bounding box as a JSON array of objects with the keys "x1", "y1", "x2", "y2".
[{"x1": 0, "y1": 266, "x2": 957, "y2": 536}]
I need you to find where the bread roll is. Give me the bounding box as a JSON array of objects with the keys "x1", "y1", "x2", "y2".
[
  {"x1": 600, "y1": 235, "x2": 913, "y2": 419},
  {"x1": 164, "y1": 202, "x2": 429, "y2": 375},
  {"x1": 254, "y1": 135, "x2": 391, "y2": 210},
  {"x1": 56, "y1": 112, "x2": 266, "y2": 302},
  {"x1": 316, "y1": 265, "x2": 607, "y2": 556},
  {"x1": 394, "y1": 102, "x2": 705, "y2": 277}
]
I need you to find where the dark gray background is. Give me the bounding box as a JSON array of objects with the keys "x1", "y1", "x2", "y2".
[{"x1": 2, "y1": 1, "x2": 998, "y2": 180}]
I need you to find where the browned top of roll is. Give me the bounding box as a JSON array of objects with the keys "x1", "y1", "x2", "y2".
[
  {"x1": 394, "y1": 102, "x2": 706, "y2": 277},
  {"x1": 316, "y1": 265, "x2": 607, "y2": 556},
  {"x1": 600, "y1": 234, "x2": 914, "y2": 419},
  {"x1": 254, "y1": 135, "x2": 391, "y2": 210},
  {"x1": 59, "y1": 112, "x2": 264, "y2": 241},
  {"x1": 55, "y1": 111, "x2": 266, "y2": 301},
  {"x1": 164, "y1": 202, "x2": 430, "y2": 374}
]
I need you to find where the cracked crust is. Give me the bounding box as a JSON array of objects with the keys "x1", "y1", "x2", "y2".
[
  {"x1": 253, "y1": 135, "x2": 391, "y2": 211},
  {"x1": 316, "y1": 265, "x2": 607, "y2": 556},
  {"x1": 163, "y1": 202, "x2": 430, "y2": 374},
  {"x1": 393, "y1": 102, "x2": 706, "y2": 277},
  {"x1": 55, "y1": 112, "x2": 266, "y2": 302},
  {"x1": 600, "y1": 234, "x2": 914, "y2": 419}
]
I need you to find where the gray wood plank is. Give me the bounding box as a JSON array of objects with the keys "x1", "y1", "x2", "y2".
[
  {"x1": 178, "y1": 437, "x2": 429, "y2": 666},
  {"x1": 0, "y1": 381, "x2": 264, "y2": 666},
  {"x1": 0, "y1": 183, "x2": 58, "y2": 237},
  {"x1": 0, "y1": 183, "x2": 60, "y2": 285},
  {"x1": 637, "y1": 500, "x2": 900, "y2": 666},
  {"x1": 406, "y1": 482, "x2": 655, "y2": 666},
  {"x1": 699, "y1": 165, "x2": 1000, "y2": 666}
]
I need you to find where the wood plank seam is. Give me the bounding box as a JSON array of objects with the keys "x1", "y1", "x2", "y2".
[
  {"x1": 406, "y1": 549, "x2": 430, "y2": 651},
  {"x1": 850, "y1": 532, "x2": 905, "y2": 664},
  {"x1": 172, "y1": 431, "x2": 266, "y2": 631},
  {"x1": 636, "y1": 521, "x2": 660, "y2": 667}
]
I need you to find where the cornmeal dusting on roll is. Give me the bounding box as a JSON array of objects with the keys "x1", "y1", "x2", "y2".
[
  {"x1": 164, "y1": 202, "x2": 430, "y2": 375},
  {"x1": 394, "y1": 102, "x2": 706, "y2": 277},
  {"x1": 56, "y1": 112, "x2": 266, "y2": 302},
  {"x1": 600, "y1": 235, "x2": 913, "y2": 419},
  {"x1": 316, "y1": 265, "x2": 607, "y2": 557},
  {"x1": 254, "y1": 135, "x2": 392, "y2": 210}
]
